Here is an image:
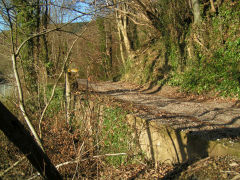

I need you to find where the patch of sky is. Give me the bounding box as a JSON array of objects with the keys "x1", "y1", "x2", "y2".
[
  {"x1": 50, "y1": 0, "x2": 93, "y2": 24},
  {"x1": 0, "y1": 0, "x2": 93, "y2": 31}
]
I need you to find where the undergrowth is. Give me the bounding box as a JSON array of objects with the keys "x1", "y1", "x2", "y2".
[
  {"x1": 101, "y1": 107, "x2": 139, "y2": 167},
  {"x1": 121, "y1": 1, "x2": 239, "y2": 98},
  {"x1": 45, "y1": 85, "x2": 64, "y2": 116},
  {"x1": 168, "y1": 3, "x2": 240, "y2": 97}
]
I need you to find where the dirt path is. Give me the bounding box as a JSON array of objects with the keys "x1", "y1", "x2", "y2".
[{"x1": 78, "y1": 79, "x2": 240, "y2": 133}]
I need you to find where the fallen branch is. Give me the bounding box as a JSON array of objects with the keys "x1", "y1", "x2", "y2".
[
  {"x1": 28, "y1": 152, "x2": 128, "y2": 180},
  {"x1": 57, "y1": 152, "x2": 127, "y2": 167},
  {"x1": 0, "y1": 157, "x2": 26, "y2": 178}
]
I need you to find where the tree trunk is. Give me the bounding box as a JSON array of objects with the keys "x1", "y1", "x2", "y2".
[
  {"x1": 2, "y1": 0, "x2": 44, "y2": 150},
  {"x1": 12, "y1": 53, "x2": 44, "y2": 151},
  {"x1": 0, "y1": 102, "x2": 62, "y2": 180},
  {"x1": 42, "y1": 0, "x2": 50, "y2": 105},
  {"x1": 11, "y1": 53, "x2": 44, "y2": 150},
  {"x1": 114, "y1": 0, "x2": 133, "y2": 63},
  {"x1": 192, "y1": 0, "x2": 201, "y2": 24},
  {"x1": 116, "y1": 19, "x2": 126, "y2": 66},
  {"x1": 210, "y1": 0, "x2": 216, "y2": 13},
  {"x1": 108, "y1": 27, "x2": 113, "y2": 70}
]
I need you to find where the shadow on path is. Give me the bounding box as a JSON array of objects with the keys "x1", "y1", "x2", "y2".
[{"x1": 77, "y1": 79, "x2": 240, "y2": 179}]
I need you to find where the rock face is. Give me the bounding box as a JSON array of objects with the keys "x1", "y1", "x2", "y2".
[{"x1": 77, "y1": 80, "x2": 240, "y2": 164}]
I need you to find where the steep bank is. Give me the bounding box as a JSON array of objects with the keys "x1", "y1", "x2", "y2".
[{"x1": 122, "y1": 1, "x2": 240, "y2": 98}]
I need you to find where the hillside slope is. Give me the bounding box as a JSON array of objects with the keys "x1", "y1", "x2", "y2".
[{"x1": 122, "y1": 1, "x2": 240, "y2": 98}]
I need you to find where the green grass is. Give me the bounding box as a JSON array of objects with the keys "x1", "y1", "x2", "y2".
[
  {"x1": 45, "y1": 85, "x2": 64, "y2": 117},
  {"x1": 100, "y1": 107, "x2": 136, "y2": 167}
]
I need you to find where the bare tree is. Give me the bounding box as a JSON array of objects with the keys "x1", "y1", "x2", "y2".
[{"x1": 1, "y1": 0, "x2": 44, "y2": 150}]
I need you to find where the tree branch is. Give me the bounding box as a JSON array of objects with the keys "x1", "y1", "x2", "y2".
[{"x1": 28, "y1": 152, "x2": 128, "y2": 180}]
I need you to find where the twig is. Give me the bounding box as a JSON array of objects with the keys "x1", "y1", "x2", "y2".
[
  {"x1": 38, "y1": 23, "x2": 90, "y2": 138},
  {"x1": 193, "y1": 34, "x2": 209, "y2": 52},
  {"x1": 93, "y1": 153, "x2": 127, "y2": 158},
  {"x1": 72, "y1": 142, "x2": 85, "y2": 180},
  {"x1": 28, "y1": 152, "x2": 128, "y2": 180},
  {"x1": 184, "y1": 157, "x2": 210, "y2": 173},
  {"x1": 38, "y1": 36, "x2": 80, "y2": 138},
  {"x1": 0, "y1": 157, "x2": 26, "y2": 177},
  {"x1": 220, "y1": 170, "x2": 239, "y2": 174}
]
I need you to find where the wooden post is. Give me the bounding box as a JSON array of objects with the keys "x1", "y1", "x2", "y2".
[{"x1": 65, "y1": 71, "x2": 71, "y2": 125}]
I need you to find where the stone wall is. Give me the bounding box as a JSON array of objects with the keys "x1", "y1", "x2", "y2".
[{"x1": 126, "y1": 114, "x2": 240, "y2": 164}]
